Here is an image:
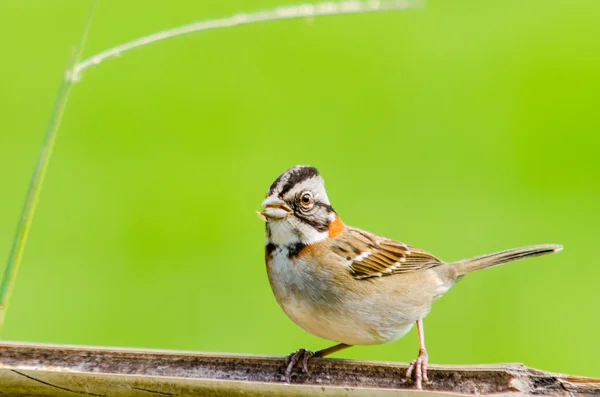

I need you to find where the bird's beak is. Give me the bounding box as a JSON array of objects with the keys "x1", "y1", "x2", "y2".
[{"x1": 257, "y1": 196, "x2": 293, "y2": 221}]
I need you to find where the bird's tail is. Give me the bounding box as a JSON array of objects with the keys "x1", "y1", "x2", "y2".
[{"x1": 450, "y1": 244, "x2": 563, "y2": 277}]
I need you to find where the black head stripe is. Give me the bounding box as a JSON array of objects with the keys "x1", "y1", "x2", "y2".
[
  {"x1": 268, "y1": 172, "x2": 286, "y2": 196},
  {"x1": 296, "y1": 213, "x2": 330, "y2": 233},
  {"x1": 314, "y1": 201, "x2": 334, "y2": 213},
  {"x1": 278, "y1": 166, "x2": 320, "y2": 196}
]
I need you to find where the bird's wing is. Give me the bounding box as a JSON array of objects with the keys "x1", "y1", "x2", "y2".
[{"x1": 329, "y1": 227, "x2": 444, "y2": 279}]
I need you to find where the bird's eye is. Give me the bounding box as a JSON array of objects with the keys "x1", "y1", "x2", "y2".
[{"x1": 300, "y1": 192, "x2": 313, "y2": 206}]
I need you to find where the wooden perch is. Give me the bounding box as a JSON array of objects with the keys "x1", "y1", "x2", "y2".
[{"x1": 0, "y1": 342, "x2": 597, "y2": 396}]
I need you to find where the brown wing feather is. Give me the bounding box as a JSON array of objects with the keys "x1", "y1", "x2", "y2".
[{"x1": 330, "y1": 227, "x2": 444, "y2": 279}]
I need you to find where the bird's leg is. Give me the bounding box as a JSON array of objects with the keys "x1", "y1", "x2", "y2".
[
  {"x1": 405, "y1": 319, "x2": 429, "y2": 389},
  {"x1": 284, "y1": 343, "x2": 351, "y2": 381}
]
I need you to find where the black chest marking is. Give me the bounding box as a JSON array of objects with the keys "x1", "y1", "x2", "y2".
[
  {"x1": 266, "y1": 242, "x2": 306, "y2": 260},
  {"x1": 286, "y1": 241, "x2": 306, "y2": 259}
]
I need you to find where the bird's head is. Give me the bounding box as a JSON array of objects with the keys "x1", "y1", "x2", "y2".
[{"x1": 259, "y1": 165, "x2": 342, "y2": 245}]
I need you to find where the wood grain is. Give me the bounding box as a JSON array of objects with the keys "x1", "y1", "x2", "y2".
[{"x1": 0, "y1": 342, "x2": 597, "y2": 396}]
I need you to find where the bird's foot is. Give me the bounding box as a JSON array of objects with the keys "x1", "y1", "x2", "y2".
[
  {"x1": 284, "y1": 348, "x2": 315, "y2": 381},
  {"x1": 406, "y1": 348, "x2": 429, "y2": 389}
]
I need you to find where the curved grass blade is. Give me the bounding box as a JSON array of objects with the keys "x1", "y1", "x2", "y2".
[
  {"x1": 0, "y1": 0, "x2": 98, "y2": 335},
  {"x1": 70, "y1": 0, "x2": 424, "y2": 81}
]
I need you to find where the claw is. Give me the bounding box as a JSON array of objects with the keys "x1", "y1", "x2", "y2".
[
  {"x1": 301, "y1": 350, "x2": 314, "y2": 375},
  {"x1": 284, "y1": 348, "x2": 315, "y2": 381},
  {"x1": 285, "y1": 351, "x2": 294, "y2": 367},
  {"x1": 405, "y1": 348, "x2": 429, "y2": 390}
]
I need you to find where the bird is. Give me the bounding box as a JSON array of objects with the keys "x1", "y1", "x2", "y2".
[{"x1": 258, "y1": 165, "x2": 562, "y2": 389}]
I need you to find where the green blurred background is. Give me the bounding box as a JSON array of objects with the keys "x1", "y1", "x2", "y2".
[{"x1": 1, "y1": 0, "x2": 599, "y2": 378}]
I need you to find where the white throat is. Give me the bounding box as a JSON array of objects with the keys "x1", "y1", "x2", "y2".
[{"x1": 267, "y1": 218, "x2": 328, "y2": 246}]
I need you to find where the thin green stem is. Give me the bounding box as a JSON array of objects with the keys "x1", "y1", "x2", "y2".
[
  {"x1": 0, "y1": 0, "x2": 98, "y2": 336},
  {"x1": 69, "y1": 0, "x2": 423, "y2": 81}
]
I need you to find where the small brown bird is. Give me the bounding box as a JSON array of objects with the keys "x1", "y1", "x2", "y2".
[{"x1": 259, "y1": 165, "x2": 562, "y2": 389}]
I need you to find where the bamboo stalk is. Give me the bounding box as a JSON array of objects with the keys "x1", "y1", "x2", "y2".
[{"x1": 0, "y1": 342, "x2": 597, "y2": 396}]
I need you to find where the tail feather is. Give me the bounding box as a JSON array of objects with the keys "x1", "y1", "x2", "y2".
[{"x1": 451, "y1": 244, "x2": 563, "y2": 277}]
